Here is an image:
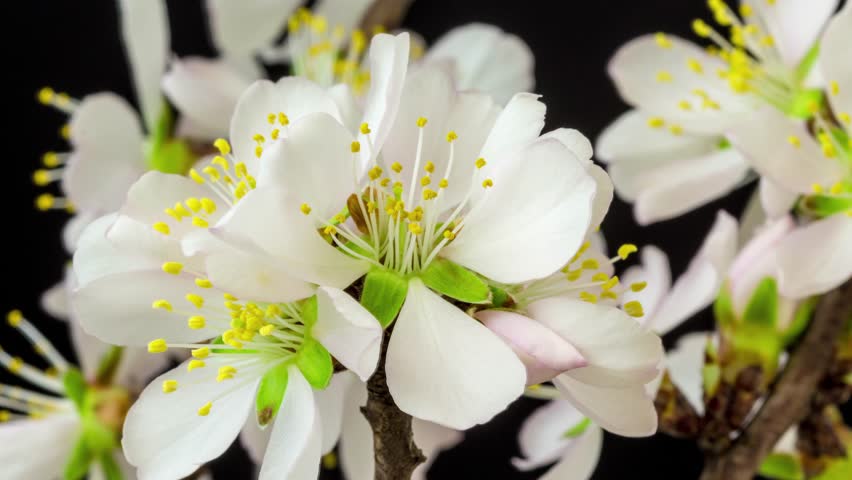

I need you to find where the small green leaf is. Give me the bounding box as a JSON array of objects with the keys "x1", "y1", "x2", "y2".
[
  {"x1": 63, "y1": 368, "x2": 87, "y2": 411},
  {"x1": 758, "y1": 453, "x2": 803, "y2": 480},
  {"x1": 99, "y1": 452, "x2": 124, "y2": 480},
  {"x1": 780, "y1": 297, "x2": 817, "y2": 347},
  {"x1": 799, "y1": 194, "x2": 852, "y2": 219},
  {"x1": 64, "y1": 437, "x2": 93, "y2": 480},
  {"x1": 297, "y1": 338, "x2": 333, "y2": 389},
  {"x1": 148, "y1": 139, "x2": 194, "y2": 174},
  {"x1": 562, "y1": 417, "x2": 591, "y2": 438},
  {"x1": 360, "y1": 269, "x2": 408, "y2": 327},
  {"x1": 490, "y1": 286, "x2": 509, "y2": 308},
  {"x1": 713, "y1": 282, "x2": 735, "y2": 327},
  {"x1": 420, "y1": 258, "x2": 490, "y2": 303},
  {"x1": 95, "y1": 346, "x2": 124, "y2": 386},
  {"x1": 300, "y1": 296, "x2": 318, "y2": 328},
  {"x1": 702, "y1": 364, "x2": 721, "y2": 398},
  {"x1": 742, "y1": 277, "x2": 779, "y2": 329},
  {"x1": 256, "y1": 362, "x2": 289, "y2": 427}
]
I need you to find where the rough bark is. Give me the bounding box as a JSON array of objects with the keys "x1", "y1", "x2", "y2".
[
  {"x1": 361, "y1": 329, "x2": 426, "y2": 480},
  {"x1": 359, "y1": 0, "x2": 416, "y2": 31},
  {"x1": 699, "y1": 279, "x2": 852, "y2": 480}
]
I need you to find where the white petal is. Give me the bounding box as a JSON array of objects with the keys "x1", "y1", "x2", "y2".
[
  {"x1": 651, "y1": 211, "x2": 738, "y2": 334},
  {"x1": 625, "y1": 149, "x2": 749, "y2": 225},
  {"x1": 205, "y1": 247, "x2": 315, "y2": 303},
  {"x1": 315, "y1": 372, "x2": 356, "y2": 454},
  {"x1": 259, "y1": 367, "x2": 322, "y2": 480},
  {"x1": 256, "y1": 112, "x2": 356, "y2": 218},
  {"x1": 821, "y1": 4, "x2": 852, "y2": 126},
  {"x1": 728, "y1": 215, "x2": 796, "y2": 311},
  {"x1": 206, "y1": 0, "x2": 301, "y2": 55},
  {"x1": 665, "y1": 332, "x2": 711, "y2": 415},
  {"x1": 339, "y1": 380, "x2": 373, "y2": 480},
  {"x1": 314, "y1": 287, "x2": 382, "y2": 381},
  {"x1": 478, "y1": 93, "x2": 545, "y2": 169},
  {"x1": 541, "y1": 128, "x2": 594, "y2": 163},
  {"x1": 117, "y1": 0, "x2": 169, "y2": 131},
  {"x1": 386, "y1": 279, "x2": 526, "y2": 429},
  {"x1": 0, "y1": 413, "x2": 81, "y2": 480},
  {"x1": 62, "y1": 210, "x2": 99, "y2": 252},
  {"x1": 230, "y1": 77, "x2": 341, "y2": 168},
  {"x1": 621, "y1": 245, "x2": 672, "y2": 325},
  {"x1": 751, "y1": 0, "x2": 839, "y2": 68},
  {"x1": 425, "y1": 23, "x2": 534, "y2": 105},
  {"x1": 728, "y1": 108, "x2": 845, "y2": 193},
  {"x1": 411, "y1": 419, "x2": 463, "y2": 480},
  {"x1": 123, "y1": 357, "x2": 259, "y2": 478},
  {"x1": 512, "y1": 399, "x2": 585, "y2": 471},
  {"x1": 328, "y1": 83, "x2": 361, "y2": 133},
  {"x1": 759, "y1": 177, "x2": 797, "y2": 220},
  {"x1": 608, "y1": 35, "x2": 753, "y2": 134},
  {"x1": 65, "y1": 94, "x2": 146, "y2": 211},
  {"x1": 360, "y1": 33, "x2": 410, "y2": 169},
  {"x1": 215, "y1": 187, "x2": 370, "y2": 288},
  {"x1": 162, "y1": 57, "x2": 253, "y2": 137},
  {"x1": 113, "y1": 346, "x2": 174, "y2": 393},
  {"x1": 240, "y1": 414, "x2": 271, "y2": 465},
  {"x1": 443, "y1": 139, "x2": 595, "y2": 284},
  {"x1": 73, "y1": 270, "x2": 223, "y2": 346},
  {"x1": 528, "y1": 298, "x2": 663, "y2": 387},
  {"x1": 540, "y1": 424, "x2": 602, "y2": 480},
  {"x1": 586, "y1": 164, "x2": 613, "y2": 232},
  {"x1": 69, "y1": 317, "x2": 109, "y2": 381},
  {"x1": 777, "y1": 214, "x2": 852, "y2": 298},
  {"x1": 41, "y1": 279, "x2": 70, "y2": 320},
  {"x1": 72, "y1": 214, "x2": 160, "y2": 287},
  {"x1": 313, "y1": 0, "x2": 375, "y2": 33},
  {"x1": 554, "y1": 375, "x2": 657, "y2": 437}
]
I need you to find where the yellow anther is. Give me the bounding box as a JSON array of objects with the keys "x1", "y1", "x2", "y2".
[
  {"x1": 624, "y1": 300, "x2": 645, "y2": 317},
  {"x1": 602, "y1": 276, "x2": 620, "y2": 290},
  {"x1": 188, "y1": 316, "x2": 206, "y2": 330},
  {"x1": 8, "y1": 357, "x2": 23, "y2": 373},
  {"x1": 37, "y1": 87, "x2": 55, "y2": 105},
  {"x1": 678, "y1": 100, "x2": 693, "y2": 111},
  {"x1": 739, "y1": 4, "x2": 753, "y2": 17},
  {"x1": 838, "y1": 113, "x2": 850, "y2": 125},
  {"x1": 420, "y1": 176, "x2": 432, "y2": 187},
  {"x1": 165, "y1": 207, "x2": 179, "y2": 219},
  {"x1": 192, "y1": 347, "x2": 210, "y2": 359},
  {"x1": 0, "y1": 410, "x2": 10, "y2": 422},
  {"x1": 438, "y1": 178, "x2": 449, "y2": 189},
  {"x1": 647, "y1": 117, "x2": 665, "y2": 128},
  {"x1": 424, "y1": 161, "x2": 435, "y2": 174},
  {"x1": 581, "y1": 259, "x2": 599, "y2": 270},
  {"x1": 475, "y1": 158, "x2": 487, "y2": 170},
  {"x1": 324, "y1": 225, "x2": 337, "y2": 235},
  {"x1": 422, "y1": 188, "x2": 438, "y2": 200},
  {"x1": 254, "y1": 146, "x2": 263, "y2": 158},
  {"x1": 351, "y1": 141, "x2": 361, "y2": 153},
  {"x1": 656, "y1": 70, "x2": 673, "y2": 83},
  {"x1": 630, "y1": 281, "x2": 648, "y2": 292},
  {"x1": 185, "y1": 198, "x2": 201, "y2": 213},
  {"x1": 189, "y1": 168, "x2": 205, "y2": 184},
  {"x1": 162, "y1": 262, "x2": 183, "y2": 275},
  {"x1": 601, "y1": 290, "x2": 618, "y2": 300},
  {"x1": 192, "y1": 217, "x2": 209, "y2": 228},
  {"x1": 811, "y1": 183, "x2": 824, "y2": 194},
  {"x1": 200, "y1": 198, "x2": 216, "y2": 214},
  {"x1": 787, "y1": 136, "x2": 801, "y2": 148},
  {"x1": 566, "y1": 269, "x2": 583, "y2": 281},
  {"x1": 830, "y1": 81, "x2": 840, "y2": 96},
  {"x1": 369, "y1": 166, "x2": 383, "y2": 180},
  {"x1": 692, "y1": 19, "x2": 711, "y2": 37},
  {"x1": 687, "y1": 58, "x2": 703, "y2": 74},
  {"x1": 654, "y1": 32, "x2": 672, "y2": 48},
  {"x1": 188, "y1": 360, "x2": 205, "y2": 372},
  {"x1": 744, "y1": 24, "x2": 759, "y2": 35},
  {"x1": 213, "y1": 138, "x2": 231, "y2": 155},
  {"x1": 267, "y1": 113, "x2": 276, "y2": 124},
  {"x1": 408, "y1": 222, "x2": 423, "y2": 235},
  {"x1": 32, "y1": 170, "x2": 51, "y2": 186},
  {"x1": 760, "y1": 35, "x2": 774, "y2": 47},
  {"x1": 35, "y1": 193, "x2": 54, "y2": 211},
  {"x1": 442, "y1": 230, "x2": 456, "y2": 240},
  {"x1": 148, "y1": 339, "x2": 168, "y2": 353},
  {"x1": 579, "y1": 292, "x2": 598, "y2": 303},
  {"x1": 591, "y1": 273, "x2": 609, "y2": 282},
  {"x1": 446, "y1": 131, "x2": 458, "y2": 142},
  {"x1": 270, "y1": 128, "x2": 280, "y2": 140},
  {"x1": 277, "y1": 112, "x2": 289, "y2": 126},
  {"x1": 617, "y1": 244, "x2": 638, "y2": 260},
  {"x1": 416, "y1": 117, "x2": 428, "y2": 128},
  {"x1": 323, "y1": 452, "x2": 338, "y2": 470},
  {"x1": 360, "y1": 123, "x2": 371, "y2": 134},
  {"x1": 669, "y1": 125, "x2": 683, "y2": 135},
  {"x1": 42, "y1": 152, "x2": 60, "y2": 167},
  {"x1": 829, "y1": 182, "x2": 843, "y2": 196},
  {"x1": 197, "y1": 402, "x2": 212, "y2": 416},
  {"x1": 6, "y1": 310, "x2": 22, "y2": 327},
  {"x1": 212, "y1": 156, "x2": 229, "y2": 170},
  {"x1": 186, "y1": 294, "x2": 204, "y2": 309},
  {"x1": 482, "y1": 178, "x2": 494, "y2": 189},
  {"x1": 60, "y1": 124, "x2": 70, "y2": 139},
  {"x1": 259, "y1": 324, "x2": 276, "y2": 336},
  {"x1": 152, "y1": 300, "x2": 173, "y2": 311},
  {"x1": 162, "y1": 380, "x2": 178, "y2": 393},
  {"x1": 224, "y1": 293, "x2": 238, "y2": 301},
  {"x1": 217, "y1": 366, "x2": 237, "y2": 382},
  {"x1": 152, "y1": 222, "x2": 170, "y2": 235}
]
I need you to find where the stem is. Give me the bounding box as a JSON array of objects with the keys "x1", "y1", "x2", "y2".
[
  {"x1": 361, "y1": 329, "x2": 426, "y2": 480},
  {"x1": 699, "y1": 279, "x2": 852, "y2": 480},
  {"x1": 359, "y1": 0, "x2": 416, "y2": 31}
]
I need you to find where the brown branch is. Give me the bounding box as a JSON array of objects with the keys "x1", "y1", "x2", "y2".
[
  {"x1": 699, "y1": 279, "x2": 852, "y2": 480},
  {"x1": 361, "y1": 329, "x2": 426, "y2": 480},
  {"x1": 359, "y1": 0, "x2": 416, "y2": 31}
]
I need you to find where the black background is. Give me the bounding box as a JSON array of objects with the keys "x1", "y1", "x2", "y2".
[{"x1": 5, "y1": 0, "x2": 845, "y2": 479}]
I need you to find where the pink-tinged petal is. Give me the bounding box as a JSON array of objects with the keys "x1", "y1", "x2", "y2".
[
  {"x1": 477, "y1": 310, "x2": 587, "y2": 385},
  {"x1": 314, "y1": 287, "x2": 382, "y2": 381},
  {"x1": 554, "y1": 375, "x2": 657, "y2": 437},
  {"x1": 665, "y1": 332, "x2": 711, "y2": 415},
  {"x1": 386, "y1": 279, "x2": 526, "y2": 429},
  {"x1": 728, "y1": 215, "x2": 795, "y2": 311},
  {"x1": 777, "y1": 214, "x2": 852, "y2": 298},
  {"x1": 411, "y1": 419, "x2": 463, "y2": 480},
  {"x1": 512, "y1": 399, "x2": 585, "y2": 471}
]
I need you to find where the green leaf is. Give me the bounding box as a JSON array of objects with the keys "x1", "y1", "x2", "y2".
[
  {"x1": 297, "y1": 338, "x2": 333, "y2": 389},
  {"x1": 702, "y1": 364, "x2": 721, "y2": 398},
  {"x1": 95, "y1": 346, "x2": 124, "y2": 386},
  {"x1": 64, "y1": 437, "x2": 93, "y2": 480},
  {"x1": 742, "y1": 277, "x2": 779, "y2": 329},
  {"x1": 799, "y1": 194, "x2": 852, "y2": 219},
  {"x1": 63, "y1": 367, "x2": 87, "y2": 411},
  {"x1": 794, "y1": 43, "x2": 820, "y2": 84},
  {"x1": 256, "y1": 362, "x2": 289, "y2": 427},
  {"x1": 360, "y1": 269, "x2": 409, "y2": 327},
  {"x1": 300, "y1": 296, "x2": 318, "y2": 328},
  {"x1": 562, "y1": 417, "x2": 591, "y2": 438},
  {"x1": 780, "y1": 298, "x2": 817, "y2": 347},
  {"x1": 99, "y1": 452, "x2": 124, "y2": 480},
  {"x1": 713, "y1": 282, "x2": 735, "y2": 327},
  {"x1": 420, "y1": 258, "x2": 490, "y2": 303},
  {"x1": 758, "y1": 453, "x2": 803, "y2": 480}
]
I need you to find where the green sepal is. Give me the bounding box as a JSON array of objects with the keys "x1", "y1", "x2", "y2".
[
  {"x1": 794, "y1": 43, "x2": 820, "y2": 84},
  {"x1": 297, "y1": 338, "x2": 333, "y2": 389},
  {"x1": 95, "y1": 346, "x2": 124, "y2": 386},
  {"x1": 798, "y1": 194, "x2": 852, "y2": 219},
  {"x1": 490, "y1": 286, "x2": 509, "y2": 309},
  {"x1": 256, "y1": 362, "x2": 289, "y2": 427},
  {"x1": 148, "y1": 139, "x2": 194, "y2": 175},
  {"x1": 420, "y1": 258, "x2": 490, "y2": 304},
  {"x1": 742, "y1": 277, "x2": 779, "y2": 329},
  {"x1": 63, "y1": 437, "x2": 93, "y2": 480},
  {"x1": 99, "y1": 452, "x2": 124, "y2": 480},
  {"x1": 758, "y1": 453, "x2": 804, "y2": 480},
  {"x1": 780, "y1": 297, "x2": 817, "y2": 347},
  {"x1": 562, "y1": 417, "x2": 591, "y2": 438},
  {"x1": 63, "y1": 367, "x2": 87, "y2": 411},
  {"x1": 713, "y1": 282, "x2": 735, "y2": 328},
  {"x1": 702, "y1": 364, "x2": 721, "y2": 398},
  {"x1": 360, "y1": 269, "x2": 408, "y2": 327},
  {"x1": 300, "y1": 296, "x2": 318, "y2": 328},
  {"x1": 787, "y1": 88, "x2": 824, "y2": 120}
]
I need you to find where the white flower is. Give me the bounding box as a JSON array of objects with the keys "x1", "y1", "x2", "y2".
[{"x1": 598, "y1": 0, "x2": 841, "y2": 224}]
